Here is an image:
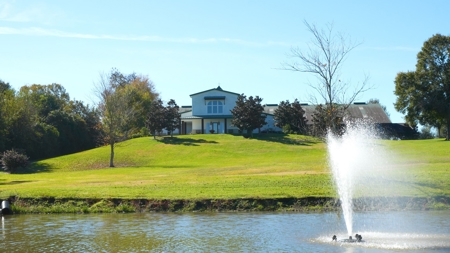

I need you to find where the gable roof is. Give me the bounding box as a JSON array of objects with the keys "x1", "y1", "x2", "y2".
[
  {"x1": 263, "y1": 103, "x2": 391, "y2": 124},
  {"x1": 189, "y1": 86, "x2": 240, "y2": 97}
]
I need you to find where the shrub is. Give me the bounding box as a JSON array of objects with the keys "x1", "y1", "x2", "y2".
[
  {"x1": 419, "y1": 126, "x2": 435, "y2": 139},
  {"x1": 1, "y1": 149, "x2": 29, "y2": 173},
  {"x1": 282, "y1": 124, "x2": 292, "y2": 134}
]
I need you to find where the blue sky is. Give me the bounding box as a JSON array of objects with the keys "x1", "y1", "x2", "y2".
[{"x1": 1, "y1": 0, "x2": 449, "y2": 123}]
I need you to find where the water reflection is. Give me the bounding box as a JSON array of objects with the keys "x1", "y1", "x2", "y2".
[
  {"x1": 2, "y1": 216, "x2": 5, "y2": 240},
  {"x1": 1, "y1": 211, "x2": 449, "y2": 252}
]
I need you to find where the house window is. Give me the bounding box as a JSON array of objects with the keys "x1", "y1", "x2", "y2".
[{"x1": 207, "y1": 101, "x2": 223, "y2": 114}]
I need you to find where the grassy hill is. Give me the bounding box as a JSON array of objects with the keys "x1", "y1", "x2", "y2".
[{"x1": 1, "y1": 134, "x2": 449, "y2": 201}]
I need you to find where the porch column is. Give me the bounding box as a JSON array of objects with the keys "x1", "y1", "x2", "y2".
[
  {"x1": 224, "y1": 118, "x2": 227, "y2": 133},
  {"x1": 201, "y1": 119, "x2": 204, "y2": 134}
]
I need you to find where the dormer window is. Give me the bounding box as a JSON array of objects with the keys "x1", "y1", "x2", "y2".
[{"x1": 207, "y1": 100, "x2": 223, "y2": 114}]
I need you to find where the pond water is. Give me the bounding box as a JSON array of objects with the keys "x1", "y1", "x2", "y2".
[{"x1": 1, "y1": 211, "x2": 449, "y2": 252}]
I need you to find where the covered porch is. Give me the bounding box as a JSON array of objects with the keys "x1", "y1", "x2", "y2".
[{"x1": 180, "y1": 112, "x2": 236, "y2": 134}]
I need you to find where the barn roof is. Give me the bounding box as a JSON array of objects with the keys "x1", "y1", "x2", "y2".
[
  {"x1": 189, "y1": 86, "x2": 240, "y2": 97},
  {"x1": 262, "y1": 103, "x2": 391, "y2": 124}
]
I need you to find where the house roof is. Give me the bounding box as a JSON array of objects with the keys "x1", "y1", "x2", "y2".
[
  {"x1": 180, "y1": 110, "x2": 234, "y2": 119},
  {"x1": 189, "y1": 86, "x2": 240, "y2": 97},
  {"x1": 180, "y1": 110, "x2": 202, "y2": 119},
  {"x1": 262, "y1": 103, "x2": 391, "y2": 124},
  {"x1": 346, "y1": 104, "x2": 391, "y2": 123}
]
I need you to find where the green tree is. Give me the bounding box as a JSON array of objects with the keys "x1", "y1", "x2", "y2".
[
  {"x1": 96, "y1": 69, "x2": 155, "y2": 167},
  {"x1": 282, "y1": 21, "x2": 371, "y2": 133},
  {"x1": 45, "y1": 109, "x2": 95, "y2": 155},
  {"x1": 274, "y1": 99, "x2": 308, "y2": 134},
  {"x1": 18, "y1": 83, "x2": 70, "y2": 117},
  {"x1": 121, "y1": 75, "x2": 159, "y2": 135},
  {"x1": 0, "y1": 79, "x2": 12, "y2": 151},
  {"x1": 394, "y1": 34, "x2": 450, "y2": 140},
  {"x1": 165, "y1": 99, "x2": 180, "y2": 138},
  {"x1": 0, "y1": 81, "x2": 102, "y2": 159},
  {"x1": 230, "y1": 94, "x2": 267, "y2": 137},
  {"x1": 146, "y1": 99, "x2": 166, "y2": 139},
  {"x1": 68, "y1": 100, "x2": 103, "y2": 149},
  {"x1": 3, "y1": 87, "x2": 61, "y2": 159}
]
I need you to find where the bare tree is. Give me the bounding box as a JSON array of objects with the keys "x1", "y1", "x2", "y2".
[{"x1": 282, "y1": 21, "x2": 372, "y2": 132}]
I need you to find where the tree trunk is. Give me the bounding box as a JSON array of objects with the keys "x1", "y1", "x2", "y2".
[
  {"x1": 109, "y1": 141, "x2": 115, "y2": 167},
  {"x1": 447, "y1": 120, "x2": 450, "y2": 141}
]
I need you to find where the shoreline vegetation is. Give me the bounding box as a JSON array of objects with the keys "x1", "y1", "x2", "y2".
[
  {"x1": 7, "y1": 196, "x2": 450, "y2": 214},
  {"x1": 1, "y1": 134, "x2": 450, "y2": 214}
]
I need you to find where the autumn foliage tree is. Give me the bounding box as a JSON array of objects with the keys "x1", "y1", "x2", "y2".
[{"x1": 96, "y1": 68, "x2": 158, "y2": 167}]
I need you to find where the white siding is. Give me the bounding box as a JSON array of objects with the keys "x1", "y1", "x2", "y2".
[
  {"x1": 191, "y1": 119, "x2": 203, "y2": 134},
  {"x1": 191, "y1": 90, "x2": 238, "y2": 116},
  {"x1": 261, "y1": 115, "x2": 281, "y2": 132}
]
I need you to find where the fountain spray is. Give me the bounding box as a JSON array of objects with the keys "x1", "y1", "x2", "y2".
[{"x1": 327, "y1": 121, "x2": 383, "y2": 237}]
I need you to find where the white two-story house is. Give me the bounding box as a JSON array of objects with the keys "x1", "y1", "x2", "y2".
[{"x1": 179, "y1": 86, "x2": 280, "y2": 134}]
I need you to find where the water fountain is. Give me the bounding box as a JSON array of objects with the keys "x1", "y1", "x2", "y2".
[
  {"x1": 322, "y1": 121, "x2": 450, "y2": 250},
  {"x1": 327, "y1": 121, "x2": 384, "y2": 239}
]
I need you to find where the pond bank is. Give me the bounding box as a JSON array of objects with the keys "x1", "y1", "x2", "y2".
[{"x1": 4, "y1": 196, "x2": 450, "y2": 214}]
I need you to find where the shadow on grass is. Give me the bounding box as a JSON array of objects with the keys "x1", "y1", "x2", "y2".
[
  {"x1": 252, "y1": 133, "x2": 320, "y2": 146},
  {"x1": 368, "y1": 176, "x2": 444, "y2": 196},
  {"x1": 156, "y1": 137, "x2": 218, "y2": 146},
  {"x1": 11, "y1": 162, "x2": 53, "y2": 174},
  {"x1": 0, "y1": 180, "x2": 34, "y2": 185}
]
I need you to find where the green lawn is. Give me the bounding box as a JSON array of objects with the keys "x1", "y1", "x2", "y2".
[{"x1": 0, "y1": 134, "x2": 449, "y2": 200}]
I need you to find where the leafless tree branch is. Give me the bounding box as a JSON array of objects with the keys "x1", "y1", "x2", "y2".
[{"x1": 281, "y1": 20, "x2": 373, "y2": 131}]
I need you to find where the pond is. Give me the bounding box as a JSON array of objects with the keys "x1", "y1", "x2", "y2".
[{"x1": 1, "y1": 211, "x2": 449, "y2": 252}]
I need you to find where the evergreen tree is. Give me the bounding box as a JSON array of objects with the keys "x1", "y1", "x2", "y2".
[
  {"x1": 274, "y1": 99, "x2": 307, "y2": 134},
  {"x1": 165, "y1": 99, "x2": 180, "y2": 138},
  {"x1": 230, "y1": 94, "x2": 266, "y2": 137},
  {"x1": 146, "y1": 99, "x2": 166, "y2": 139}
]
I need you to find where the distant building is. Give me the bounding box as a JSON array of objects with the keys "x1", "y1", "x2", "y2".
[
  {"x1": 179, "y1": 86, "x2": 280, "y2": 134},
  {"x1": 175, "y1": 86, "x2": 414, "y2": 138}
]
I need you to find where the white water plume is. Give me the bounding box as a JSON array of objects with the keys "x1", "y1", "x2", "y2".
[{"x1": 327, "y1": 122, "x2": 388, "y2": 236}]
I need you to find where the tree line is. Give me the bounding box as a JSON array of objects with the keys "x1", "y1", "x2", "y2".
[
  {"x1": 0, "y1": 68, "x2": 182, "y2": 169},
  {"x1": 0, "y1": 81, "x2": 102, "y2": 160}
]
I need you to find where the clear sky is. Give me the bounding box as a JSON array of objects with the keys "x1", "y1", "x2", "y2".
[{"x1": 1, "y1": 0, "x2": 449, "y2": 123}]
